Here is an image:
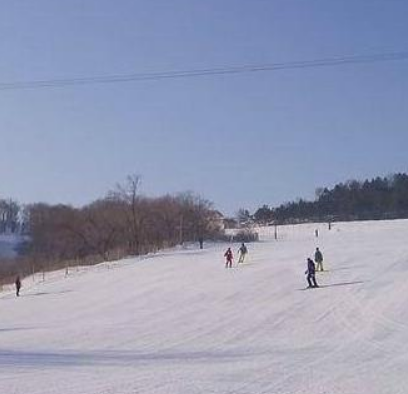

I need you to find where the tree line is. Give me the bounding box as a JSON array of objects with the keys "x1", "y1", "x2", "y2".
[
  {"x1": 0, "y1": 198, "x2": 20, "y2": 234},
  {"x1": 253, "y1": 173, "x2": 408, "y2": 224},
  {"x1": 0, "y1": 175, "x2": 224, "y2": 282}
]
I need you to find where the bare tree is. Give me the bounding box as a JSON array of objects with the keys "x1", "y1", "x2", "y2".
[
  {"x1": 15, "y1": 174, "x2": 224, "y2": 282},
  {"x1": 109, "y1": 174, "x2": 146, "y2": 255},
  {"x1": 0, "y1": 198, "x2": 20, "y2": 233}
]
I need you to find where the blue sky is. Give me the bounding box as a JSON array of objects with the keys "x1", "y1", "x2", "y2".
[{"x1": 0, "y1": 0, "x2": 407, "y2": 215}]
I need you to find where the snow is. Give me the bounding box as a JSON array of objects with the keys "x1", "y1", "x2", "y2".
[{"x1": 2, "y1": 220, "x2": 408, "y2": 393}]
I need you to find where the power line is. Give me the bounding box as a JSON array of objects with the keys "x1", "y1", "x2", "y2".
[{"x1": 1, "y1": 51, "x2": 407, "y2": 91}]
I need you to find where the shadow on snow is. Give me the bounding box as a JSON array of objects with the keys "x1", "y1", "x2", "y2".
[
  {"x1": 0, "y1": 348, "x2": 263, "y2": 369},
  {"x1": 298, "y1": 280, "x2": 365, "y2": 290}
]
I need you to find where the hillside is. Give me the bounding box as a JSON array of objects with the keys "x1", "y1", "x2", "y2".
[{"x1": 1, "y1": 220, "x2": 408, "y2": 394}]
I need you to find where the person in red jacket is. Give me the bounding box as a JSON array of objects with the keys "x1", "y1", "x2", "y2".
[{"x1": 224, "y1": 247, "x2": 233, "y2": 268}]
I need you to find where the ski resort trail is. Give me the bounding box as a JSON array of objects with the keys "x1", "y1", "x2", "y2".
[{"x1": 2, "y1": 220, "x2": 408, "y2": 394}]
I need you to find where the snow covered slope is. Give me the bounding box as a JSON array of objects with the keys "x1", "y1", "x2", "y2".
[{"x1": 2, "y1": 220, "x2": 408, "y2": 394}]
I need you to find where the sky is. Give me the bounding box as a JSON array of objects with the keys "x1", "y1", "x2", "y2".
[{"x1": 0, "y1": 0, "x2": 407, "y2": 216}]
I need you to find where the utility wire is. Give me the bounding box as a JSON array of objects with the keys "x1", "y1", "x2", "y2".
[{"x1": 0, "y1": 51, "x2": 407, "y2": 91}]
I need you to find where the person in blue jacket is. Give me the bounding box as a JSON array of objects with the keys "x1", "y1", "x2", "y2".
[{"x1": 305, "y1": 258, "x2": 319, "y2": 288}]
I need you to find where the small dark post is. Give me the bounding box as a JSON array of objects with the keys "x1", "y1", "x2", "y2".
[{"x1": 179, "y1": 215, "x2": 184, "y2": 245}]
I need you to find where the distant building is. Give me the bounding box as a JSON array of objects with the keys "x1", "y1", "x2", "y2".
[{"x1": 209, "y1": 210, "x2": 225, "y2": 232}]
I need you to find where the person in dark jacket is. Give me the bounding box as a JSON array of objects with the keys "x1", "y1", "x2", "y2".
[
  {"x1": 305, "y1": 258, "x2": 318, "y2": 288},
  {"x1": 15, "y1": 275, "x2": 21, "y2": 297},
  {"x1": 314, "y1": 247, "x2": 324, "y2": 271}
]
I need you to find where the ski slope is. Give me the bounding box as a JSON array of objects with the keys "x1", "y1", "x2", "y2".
[{"x1": 2, "y1": 220, "x2": 408, "y2": 394}]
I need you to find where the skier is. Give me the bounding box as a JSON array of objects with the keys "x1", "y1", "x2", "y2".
[
  {"x1": 224, "y1": 247, "x2": 233, "y2": 268},
  {"x1": 15, "y1": 275, "x2": 21, "y2": 297},
  {"x1": 305, "y1": 258, "x2": 318, "y2": 288},
  {"x1": 314, "y1": 247, "x2": 324, "y2": 271},
  {"x1": 237, "y1": 243, "x2": 248, "y2": 264}
]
